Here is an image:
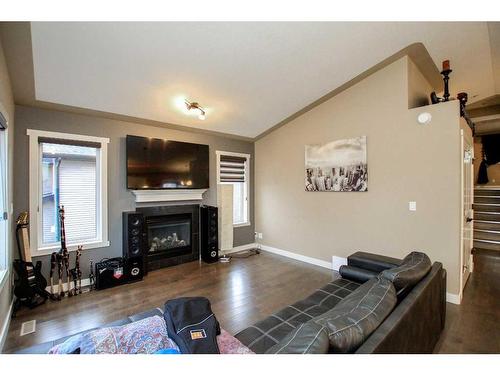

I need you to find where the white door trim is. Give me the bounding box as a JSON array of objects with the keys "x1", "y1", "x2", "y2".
[{"x1": 459, "y1": 128, "x2": 474, "y2": 302}]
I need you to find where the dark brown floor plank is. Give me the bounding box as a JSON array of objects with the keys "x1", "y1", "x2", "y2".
[{"x1": 434, "y1": 248, "x2": 500, "y2": 353}]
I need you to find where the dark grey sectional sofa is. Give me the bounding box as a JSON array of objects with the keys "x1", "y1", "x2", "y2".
[
  {"x1": 16, "y1": 251, "x2": 446, "y2": 354},
  {"x1": 235, "y1": 251, "x2": 446, "y2": 353}
]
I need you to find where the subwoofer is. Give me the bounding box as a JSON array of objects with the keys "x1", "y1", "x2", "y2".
[
  {"x1": 125, "y1": 257, "x2": 145, "y2": 283},
  {"x1": 200, "y1": 205, "x2": 218, "y2": 263},
  {"x1": 123, "y1": 212, "x2": 146, "y2": 280}
]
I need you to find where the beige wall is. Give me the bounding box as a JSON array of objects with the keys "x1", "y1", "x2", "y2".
[
  {"x1": 407, "y1": 57, "x2": 432, "y2": 109},
  {"x1": 474, "y1": 138, "x2": 500, "y2": 186},
  {"x1": 0, "y1": 36, "x2": 15, "y2": 351},
  {"x1": 255, "y1": 57, "x2": 464, "y2": 295}
]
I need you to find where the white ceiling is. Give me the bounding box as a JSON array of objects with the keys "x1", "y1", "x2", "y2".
[{"x1": 30, "y1": 22, "x2": 497, "y2": 138}]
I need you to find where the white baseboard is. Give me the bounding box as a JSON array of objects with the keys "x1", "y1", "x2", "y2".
[
  {"x1": 0, "y1": 300, "x2": 14, "y2": 353},
  {"x1": 258, "y1": 244, "x2": 463, "y2": 306},
  {"x1": 331, "y1": 256, "x2": 348, "y2": 271},
  {"x1": 42, "y1": 245, "x2": 463, "y2": 307},
  {"x1": 223, "y1": 243, "x2": 258, "y2": 255},
  {"x1": 45, "y1": 278, "x2": 91, "y2": 294},
  {"x1": 259, "y1": 244, "x2": 332, "y2": 270},
  {"x1": 446, "y1": 292, "x2": 461, "y2": 305}
]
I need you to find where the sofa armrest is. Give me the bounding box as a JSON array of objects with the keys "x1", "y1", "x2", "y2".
[
  {"x1": 339, "y1": 265, "x2": 378, "y2": 283},
  {"x1": 348, "y1": 251, "x2": 401, "y2": 273},
  {"x1": 354, "y1": 263, "x2": 445, "y2": 353}
]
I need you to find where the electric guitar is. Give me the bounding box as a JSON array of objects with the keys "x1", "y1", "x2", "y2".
[{"x1": 13, "y1": 212, "x2": 50, "y2": 309}]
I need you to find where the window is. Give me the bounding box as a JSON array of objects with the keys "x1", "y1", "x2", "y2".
[
  {"x1": 216, "y1": 151, "x2": 250, "y2": 227},
  {"x1": 0, "y1": 112, "x2": 8, "y2": 286},
  {"x1": 28, "y1": 130, "x2": 109, "y2": 255}
]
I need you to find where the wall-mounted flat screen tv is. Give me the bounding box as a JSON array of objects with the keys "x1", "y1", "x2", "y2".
[{"x1": 126, "y1": 135, "x2": 209, "y2": 190}]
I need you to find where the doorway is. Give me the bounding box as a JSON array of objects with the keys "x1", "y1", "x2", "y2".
[
  {"x1": 0, "y1": 111, "x2": 8, "y2": 279},
  {"x1": 460, "y1": 128, "x2": 474, "y2": 296}
]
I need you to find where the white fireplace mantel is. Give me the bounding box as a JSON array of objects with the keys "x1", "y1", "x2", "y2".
[{"x1": 131, "y1": 189, "x2": 207, "y2": 203}]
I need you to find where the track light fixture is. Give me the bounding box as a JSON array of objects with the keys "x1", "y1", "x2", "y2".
[{"x1": 185, "y1": 100, "x2": 206, "y2": 120}]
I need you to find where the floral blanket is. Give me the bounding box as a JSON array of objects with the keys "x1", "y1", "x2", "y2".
[
  {"x1": 49, "y1": 316, "x2": 178, "y2": 354},
  {"x1": 49, "y1": 316, "x2": 253, "y2": 354}
]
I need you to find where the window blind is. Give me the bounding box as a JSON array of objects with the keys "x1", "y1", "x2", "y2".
[
  {"x1": 38, "y1": 137, "x2": 102, "y2": 149},
  {"x1": 219, "y1": 155, "x2": 246, "y2": 183},
  {"x1": 59, "y1": 159, "x2": 97, "y2": 242},
  {"x1": 0, "y1": 112, "x2": 7, "y2": 130}
]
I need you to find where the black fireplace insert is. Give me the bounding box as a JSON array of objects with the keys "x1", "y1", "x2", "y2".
[{"x1": 135, "y1": 205, "x2": 200, "y2": 271}]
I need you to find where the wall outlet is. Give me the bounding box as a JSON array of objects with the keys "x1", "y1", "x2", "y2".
[
  {"x1": 258, "y1": 232, "x2": 263, "y2": 239},
  {"x1": 255, "y1": 232, "x2": 263, "y2": 239},
  {"x1": 409, "y1": 201, "x2": 417, "y2": 211}
]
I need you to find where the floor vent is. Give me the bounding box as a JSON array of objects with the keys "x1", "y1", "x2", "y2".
[{"x1": 20, "y1": 320, "x2": 36, "y2": 336}]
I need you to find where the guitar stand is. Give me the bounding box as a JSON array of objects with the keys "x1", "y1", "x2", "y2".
[
  {"x1": 11, "y1": 289, "x2": 50, "y2": 318},
  {"x1": 49, "y1": 292, "x2": 61, "y2": 301}
]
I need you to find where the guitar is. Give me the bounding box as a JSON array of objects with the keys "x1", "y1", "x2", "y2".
[
  {"x1": 13, "y1": 212, "x2": 50, "y2": 312},
  {"x1": 16, "y1": 212, "x2": 32, "y2": 262}
]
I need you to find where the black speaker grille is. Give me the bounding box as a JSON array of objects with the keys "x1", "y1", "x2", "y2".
[
  {"x1": 123, "y1": 212, "x2": 145, "y2": 259},
  {"x1": 200, "y1": 206, "x2": 218, "y2": 263}
]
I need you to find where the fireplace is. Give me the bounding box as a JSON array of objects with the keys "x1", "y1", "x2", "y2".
[
  {"x1": 147, "y1": 214, "x2": 191, "y2": 254},
  {"x1": 136, "y1": 205, "x2": 199, "y2": 271}
]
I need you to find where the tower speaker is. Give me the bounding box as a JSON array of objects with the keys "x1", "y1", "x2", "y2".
[
  {"x1": 123, "y1": 212, "x2": 146, "y2": 281},
  {"x1": 200, "y1": 205, "x2": 219, "y2": 263}
]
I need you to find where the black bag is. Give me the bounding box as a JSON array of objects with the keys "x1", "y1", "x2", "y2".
[
  {"x1": 477, "y1": 159, "x2": 489, "y2": 184},
  {"x1": 163, "y1": 297, "x2": 221, "y2": 354}
]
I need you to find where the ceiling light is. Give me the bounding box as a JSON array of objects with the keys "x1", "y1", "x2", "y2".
[{"x1": 185, "y1": 100, "x2": 206, "y2": 121}]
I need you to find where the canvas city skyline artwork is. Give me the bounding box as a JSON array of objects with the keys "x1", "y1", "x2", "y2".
[{"x1": 305, "y1": 136, "x2": 367, "y2": 192}]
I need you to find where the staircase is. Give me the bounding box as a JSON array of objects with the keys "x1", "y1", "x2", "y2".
[{"x1": 474, "y1": 187, "x2": 500, "y2": 251}]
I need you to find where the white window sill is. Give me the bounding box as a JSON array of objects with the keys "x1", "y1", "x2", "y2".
[
  {"x1": 33, "y1": 240, "x2": 110, "y2": 257},
  {"x1": 233, "y1": 222, "x2": 251, "y2": 228},
  {"x1": 0, "y1": 269, "x2": 8, "y2": 294}
]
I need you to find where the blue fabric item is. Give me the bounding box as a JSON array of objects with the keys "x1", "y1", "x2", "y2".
[{"x1": 154, "y1": 348, "x2": 181, "y2": 354}]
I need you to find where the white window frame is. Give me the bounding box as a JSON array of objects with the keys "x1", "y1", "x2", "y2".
[
  {"x1": 216, "y1": 150, "x2": 251, "y2": 228},
  {"x1": 0, "y1": 124, "x2": 9, "y2": 291},
  {"x1": 27, "y1": 129, "x2": 110, "y2": 256}
]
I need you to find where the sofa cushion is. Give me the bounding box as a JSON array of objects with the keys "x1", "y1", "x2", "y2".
[
  {"x1": 339, "y1": 265, "x2": 379, "y2": 283},
  {"x1": 347, "y1": 251, "x2": 401, "y2": 272},
  {"x1": 265, "y1": 322, "x2": 329, "y2": 354},
  {"x1": 235, "y1": 278, "x2": 360, "y2": 353},
  {"x1": 381, "y1": 252, "x2": 431, "y2": 292},
  {"x1": 355, "y1": 263, "x2": 446, "y2": 354},
  {"x1": 313, "y1": 276, "x2": 397, "y2": 353}
]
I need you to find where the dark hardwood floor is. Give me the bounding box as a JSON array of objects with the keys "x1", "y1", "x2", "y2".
[
  {"x1": 4, "y1": 251, "x2": 333, "y2": 353},
  {"x1": 4, "y1": 249, "x2": 500, "y2": 353},
  {"x1": 434, "y1": 248, "x2": 500, "y2": 353}
]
